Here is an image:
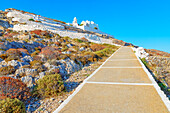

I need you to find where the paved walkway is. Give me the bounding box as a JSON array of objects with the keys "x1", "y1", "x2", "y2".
[{"x1": 55, "y1": 47, "x2": 170, "y2": 113}]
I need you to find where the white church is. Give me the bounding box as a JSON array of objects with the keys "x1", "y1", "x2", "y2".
[{"x1": 67, "y1": 17, "x2": 102, "y2": 33}]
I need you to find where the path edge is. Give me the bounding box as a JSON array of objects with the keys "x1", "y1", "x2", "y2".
[
  {"x1": 53, "y1": 46, "x2": 122, "y2": 113},
  {"x1": 132, "y1": 47, "x2": 170, "y2": 111}
]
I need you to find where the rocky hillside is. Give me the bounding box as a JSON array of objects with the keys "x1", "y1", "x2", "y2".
[
  {"x1": 146, "y1": 49, "x2": 170, "y2": 57},
  {"x1": 142, "y1": 49, "x2": 170, "y2": 98},
  {"x1": 0, "y1": 8, "x2": 120, "y2": 112},
  {"x1": 0, "y1": 8, "x2": 169, "y2": 112}
]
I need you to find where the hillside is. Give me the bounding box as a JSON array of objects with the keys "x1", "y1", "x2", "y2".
[
  {"x1": 0, "y1": 8, "x2": 169, "y2": 112},
  {"x1": 0, "y1": 8, "x2": 120, "y2": 112},
  {"x1": 146, "y1": 49, "x2": 170, "y2": 57}
]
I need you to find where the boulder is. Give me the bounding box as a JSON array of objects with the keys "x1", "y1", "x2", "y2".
[
  {"x1": 15, "y1": 68, "x2": 37, "y2": 76},
  {"x1": 7, "y1": 60, "x2": 29, "y2": 69},
  {"x1": 79, "y1": 47, "x2": 85, "y2": 51},
  {"x1": 63, "y1": 59, "x2": 82, "y2": 75},
  {"x1": 0, "y1": 58, "x2": 3, "y2": 62},
  {"x1": 21, "y1": 75, "x2": 34, "y2": 87},
  {"x1": 66, "y1": 44, "x2": 73, "y2": 48},
  {"x1": 0, "y1": 50, "x2": 6, "y2": 55},
  {"x1": 34, "y1": 72, "x2": 46, "y2": 81},
  {"x1": 21, "y1": 56, "x2": 33, "y2": 62}
]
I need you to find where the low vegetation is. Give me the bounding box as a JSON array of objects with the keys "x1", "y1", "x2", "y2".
[
  {"x1": 29, "y1": 18, "x2": 35, "y2": 21},
  {"x1": 0, "y1": 77, "x2": 30, "y2": 101},
  {"x1": 37, "y1": 74, "x2": 65, "y2": 97},
  {"x1": 0, "y1": 66, "x2": 16, "y2": 75},
  {"x1": 0, "y1": 98, "x2": 26, "y2": 113}
]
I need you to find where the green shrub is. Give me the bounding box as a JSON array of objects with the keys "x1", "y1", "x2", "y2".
[
  {"x1": 73, "y1": 38, "x2": 83, "y2": 43},
  {"x1": 0, "y1": 98, "x2": 26, "y2": 113},
  {"x1": 141, "y1": 58, "x2": 150, "y2": 68},
  {"x1": 102, "y1": 43, "x2": 116, "y2": 49},
  {"x1": 95, "y1": 48, "x2": 114, "y2": 58},
  {"x1": 95, "y1": 51, "x2": 105, "y2": 57},
  {"x1": 37, "y1": 74, "x2": 65, "y2": 97},
  {"x1": 102, "y1": 48, "x2": 114, "y2": 54},
  {"x1": 63, "y1": 36, "x2": 70, "y2": 40},
  {"x1": 29, "y1": 18, "x2": 34, "y2": 21}
]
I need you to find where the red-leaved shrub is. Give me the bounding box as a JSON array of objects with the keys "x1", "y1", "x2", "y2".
[
  {"x1": 0, "y1": 77, "x2": 30, "y2": 101},
  {"x1": 81, "y1": 37, "x2": 89, "y2": 42},
  {"x1": 90, "y1": 44, "x2": 105, "y2": 52},
  {"x1": 30, "y1": 30, "x2": 49, "y2": 36},
  {"x1": 40, "y1": 46, "x2": 61, "y2": 60}
]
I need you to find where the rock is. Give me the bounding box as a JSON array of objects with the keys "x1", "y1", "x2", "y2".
[
  {"x1": 58, "y1": 100, "x2": 63, "y2": 104},
  {"x1": 50, "y1": 98, "x2": 55, "y2": 101},
  {"x1": 79, "y1": 47, "x2": 85, "y2": 51},
  {"x1": 7, "y1": 60, "x2": 19, "y2": 67},
  {"x1": 0, "y1": 50, "x2": 5, "y2": 55},
  {"x1": 21, "y1": 55, "x2": 33, "y2": 62},
  {"x1": 15, "y1": 68, "x2": 37, "y2": 76},
  {"x1": 18, "y1": 34, "x2": 31, "y2": 40},
  {"x1": 21, "y1": 75, "x2": 34, "y2": 87},
  {"x1": 64, "y1": 59, "x2": 82, "y2": 75},
  {"x1": 62, "y1": 51, "x2": 71, "y2": 54},
  {"x1": 32, "y1": 104, "x2": 37, "y2": 108},
  {"x1": 0, "y1": 32, "x2": 2, "y2": 36},
  {"x1": 43, "y1": 62, "x2": 50, "y2": 68},
  {"x1": 0, "y1": 58, "x2": 3, "y2": 62},
  {"x1": 66, "y1": 44, "x2": 73, "y2": 48},
  {"x1": 34, "y1": 72, "x2": 46, "y2": 81},
  {"x1": 7, "y1": 60, "x2": 29, "y2": 69}
]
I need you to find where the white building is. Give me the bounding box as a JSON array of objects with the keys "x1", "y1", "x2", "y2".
[
  {"x1": 67, "y1": 17, "x2": 101, "y2": 33},
  {"x1": 133, "y1": 47, "x2": 149, "y2": 59}
]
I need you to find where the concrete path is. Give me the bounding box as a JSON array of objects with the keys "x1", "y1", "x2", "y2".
[{"x1": 55, "y1": 47, "x2": 170, "y2": 113}]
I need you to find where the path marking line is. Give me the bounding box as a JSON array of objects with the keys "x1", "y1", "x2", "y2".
[
  {"x1": 86, "y1": 81, "x2": 154, "y2": 86},
  {"x1": 101, "y1": 67, "x2": 142, "y2": 68},
  {"x1": 108, "y1": 59, "x2": 138, "y2": 61},
  {"x1": 132, "y1": 47, "x2": 170, "y2": 111},
  {"x1": 53, "y1": 46, "x2": 123, "y2": 113}
]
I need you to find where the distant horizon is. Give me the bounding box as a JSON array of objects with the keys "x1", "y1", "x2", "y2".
[{"x1": 1, "y1": 0, "x2": 170, "y2": 53}]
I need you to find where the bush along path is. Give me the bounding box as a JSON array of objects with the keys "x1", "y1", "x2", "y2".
[{"x1": 55, "y1": 47, "x2": 170, "y2": 113}]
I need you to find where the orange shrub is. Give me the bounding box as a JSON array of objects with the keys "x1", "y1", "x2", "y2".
[
  {"x1": 30, "y1": 30, "x2": 49, "y2": 36},
  {"x1": 90, "y1": 44, "x2": 105, "y2": 52},
  {"x1": 17, "y1": 48, "x2": 29, "y2": 54},
  {"x1": 6, "y1": 49, "x2": 22, "y2": 57},
  {"x1": 81, "y1": 37, "x2": 89, "y2": 42},
  {"x1": 40, "y1": 46, "x2": 61, "y2": 60}
]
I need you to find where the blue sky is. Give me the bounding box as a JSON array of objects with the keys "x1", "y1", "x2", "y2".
[{"x1": 1, "y1": 0, "x2": 170, "y2": 52}]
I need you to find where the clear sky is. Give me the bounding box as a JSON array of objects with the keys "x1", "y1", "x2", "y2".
[{"x1": 1, "y1": 0, "x2": 170, "y2": 52}]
